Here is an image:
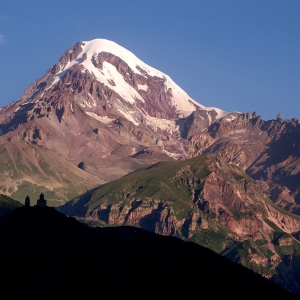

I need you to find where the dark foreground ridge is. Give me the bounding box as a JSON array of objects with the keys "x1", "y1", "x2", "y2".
[
  {"x1": 0, "y1": 207, "x2": 296, "y2": 298},
  {"x1": 0, "y1": 194, "x2": 22, "y2": 215}
]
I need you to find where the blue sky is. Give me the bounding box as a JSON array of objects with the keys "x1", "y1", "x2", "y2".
[{"x1": 0, "y1": 0, "x2": 299, "y2": 121}]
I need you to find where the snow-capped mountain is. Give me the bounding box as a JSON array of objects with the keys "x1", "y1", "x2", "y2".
[
  {"x1": 0, "y1": 39, "x2": 227, "y2": 141},
  {"x1": 49, "y1": 39, "x2": 203, "y2": 114},
  {"x1": 0, "y1": 39, "x2": 229, "y2": 203}
]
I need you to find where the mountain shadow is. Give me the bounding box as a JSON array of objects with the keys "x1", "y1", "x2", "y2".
[
  {"x1": 0, "y1": 207, "x2": 297, "y2": 298},
  {"x1": 0, "y1": 194, "x2": 23, "y2": 215}
]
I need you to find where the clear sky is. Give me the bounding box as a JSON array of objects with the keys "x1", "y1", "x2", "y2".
[{"x1": 0, "y1": 0, "x2": 299, "y2": 121}]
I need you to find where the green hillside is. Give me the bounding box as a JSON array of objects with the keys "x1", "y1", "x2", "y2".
[{"x1": 66, "y1": 155, "x2": 209, "y2": 216}]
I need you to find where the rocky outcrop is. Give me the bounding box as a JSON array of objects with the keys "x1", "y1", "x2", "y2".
[
  {"x1": 265, "y1": 203, "x2": 300, "y2": 233},
  {"x1": 183, "y1": 109, "x2": 220, "y2": 139},
  {"x1": 84, "y1": 199, "x2": 180, "y2": 237},
  {"x1": 189, "y1": 112, "x2": 300, "y2": 214}
]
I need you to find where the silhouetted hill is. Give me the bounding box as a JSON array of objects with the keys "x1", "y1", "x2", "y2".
[
  {"x1": 0, "y1": 207, "x2": 296, "y2": 298},
  {"x1": 0, "y1": 194, "x2": 22, "y2": 215}
]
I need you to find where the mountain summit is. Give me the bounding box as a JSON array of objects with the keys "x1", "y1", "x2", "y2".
[
  {"x1": 0, "y1": 39, "x2": 228, "y2": 202},
  {"x1": 0, "y1": 39, "x2": 227, "y2": 134},
  {"x1": 46, "y1": 38, "x2": 204, "y2": 116}
]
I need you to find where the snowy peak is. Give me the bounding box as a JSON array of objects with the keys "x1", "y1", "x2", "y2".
[
  {"x1": 50, "y1": 39, "x2": 205, "y2": 113},
  {"x1": 0, "y1": 38, "x2": 229, "y2": 160}
]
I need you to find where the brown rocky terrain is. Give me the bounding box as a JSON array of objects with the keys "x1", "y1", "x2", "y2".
[
  {"x1": 0, "y1": 140, "x2": 103, "y2": 205},
  {"x1": 188, "y1": 112, "x2": 300, "y2": 214}
]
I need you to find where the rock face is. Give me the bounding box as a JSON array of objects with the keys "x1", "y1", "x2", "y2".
[
  {"x1": 188, "y1": 112, "x2": 300, "y2": 214},
  {"x1": 58, "y1": 154, "x2": 300, "y2": 293},
  {"x1": 183, "y1": 109, "x2": 226, "y2": 139},
  {"x1": 0, "y1": 39, "x2": 227, "y2": 202}
]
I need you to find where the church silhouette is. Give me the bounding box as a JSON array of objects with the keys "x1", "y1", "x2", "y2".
[{"x1": 25, "y1": 193, "x2": 47, "y2": 207}]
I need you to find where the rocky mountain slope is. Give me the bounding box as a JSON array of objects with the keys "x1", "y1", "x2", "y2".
[
  {"x1": 58, "y1": 154, "x2": 300, "y2": 294},
  {"x1": 0, "y1": 140, "x2": 103, "y2": 205},
  {"x1": 0, "y1": 39, "x2": 227, "y2": 202},
  {"x1": 188, "y1": 112, "x2": 300, "y2": 214},
  {"x1": 0, "y1": 206, "x2": 294, "y2": 298}
]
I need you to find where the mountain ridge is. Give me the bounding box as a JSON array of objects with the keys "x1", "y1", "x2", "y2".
[
  {"x1": 188, "y1": 112, "x2": 300, "y2": 213},
  {"x1": 58, "y1": 153, "x2": 300, "y2": 293}
]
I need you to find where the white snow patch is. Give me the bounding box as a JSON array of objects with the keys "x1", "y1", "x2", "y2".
[
  {"x1": 115, "y1": 98, "x2": 140, "y2": 126},
  {"x1": 46, "y1": 77, "x2": 60, "y2": 90},
  {"x1": 162, "y1": 150, "x2": 181, "y2": 160},
  {"x1": 207, "y1": 113, "x2": 212, "y2": 125},
  {"x1": 205, "y1": 107, "x2": 229, "y2": 119},
  {"x1": 75, "y1": 99, "x2": 93, "y2": 109},
  {"x1": 83, "y1": 100, "x2": 92, "y2": 108},
  {"x1": 131, "y1": 147, "x2": 136, "y2": 155},
  {"x1": 87, "y1": 93, "x2": 97, "y2": 107},
  {"x1": 144, "y1": 115, "x2": 178, "y2": 134},
  {"x1": 234, "y1": 129, "x2": 247, "y2": 134},
  {"x1": 225, "y1": 115, "x2": 238, "y2": 121},
  {"x1": 80, "y1": 59, "x2": 144, "y2": 104},
  {"x1": 119, "y1": 111, "x2": 139, "y2": 126},
  {"x1": 137, "y1": 84, "x2": 148, "y2": 91},
  {"x1": 224, "y1": 128, "x2": 247, "y2": 137},
  {"x1": 15, "y1": 107, "x2": 20, "y2": 112},
  {"x1": 85, "y1": 112, "x2": 115, "y2": 124}
]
